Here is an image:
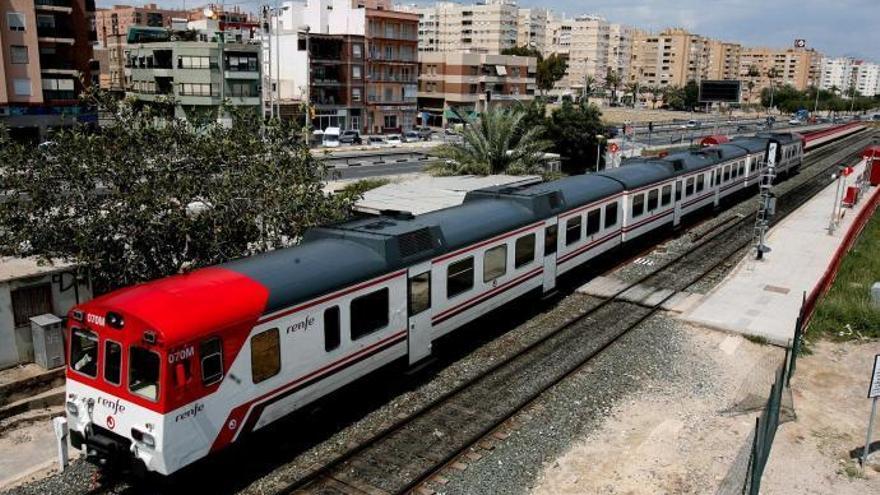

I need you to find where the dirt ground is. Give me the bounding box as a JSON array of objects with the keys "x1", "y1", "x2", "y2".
[
  {"x1": 531, "y1": 322, "x2": 781, "y2": 495},
  {"x1": 530, "y1": 322, "x2": 880, "y2": 495},
  {"x1": 761, "y1": 339, "x2": 880, "y2": 494}
]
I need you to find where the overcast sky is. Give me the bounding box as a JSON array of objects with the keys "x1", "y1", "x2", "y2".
[{"x1": 101, "y1": 0, "x2": 878, "y2": 61}]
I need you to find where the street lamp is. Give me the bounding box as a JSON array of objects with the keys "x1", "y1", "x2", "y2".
[{"x1": 595, "y1": 134, "x2": 605, "y2": 172}]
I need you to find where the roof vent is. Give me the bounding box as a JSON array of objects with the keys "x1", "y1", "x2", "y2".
[
  {"x1": 398, "y1": 228, "x2": 435, "y2": 258},
  {"x1": 670, "y1": 158, "x2": 686, "y2": 171}
]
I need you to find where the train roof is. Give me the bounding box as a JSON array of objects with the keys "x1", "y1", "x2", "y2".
[
  {"x1": 757, "y1": 132, "x2": 800, "y2": 144},
  {"x1": 598, "y1": 161, "x2": 674, "y2": 190},
  {"x1": 507, "y1": 174, "x2": 624, "y2": 209},
  {"x1": 730, "y1": 137, "x2": 768, "y2": 153}
]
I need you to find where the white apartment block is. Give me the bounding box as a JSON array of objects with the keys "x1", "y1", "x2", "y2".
[
  {"x1": 564, "y1": 15, "x2": 611, "y2": 90},
  {"x1": 819, "y1": 57, "x2": 856, "y2": 93},
  {"x1": 546, "y1": 14, "x2": 572, "y2": 56},
  {"x1": 516, "y1": 7, "x2": 548, "y2": 52},
  {"x1": 608, "y1": 23, "x2": 633, "y2": 81},
  {"x1": 405, "y1": 0, "x2": 518, "y2": 54},
  {"x1": 855, "y1": 61, "x2": 880, "y2": 97}
]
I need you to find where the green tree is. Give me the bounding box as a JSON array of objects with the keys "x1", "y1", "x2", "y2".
[
  {"x1": 664, "y1": 85, "x2": 686, "y2": 110},
  {"x1": 625, "y1": 82, "x2": 640, "y2": 107},
  {"x1": 0, "y1": 90, "x2": 355, "y2": 293},
  {"x1": 581, "y1": 75, "x2": 597, "y2": 101},
  {"x1": 501, "y1": 46, "x2": 568, "y2": 95},
  {"x1": 684, "y1": 80, "x2": 700, "y2": 110},
  {"x1": 545, "y1": 100, "x2": 605, "y2": 173},
  {"x1": 538, "y1": 53, "x2": 568, "y2": 94},
  {"x1": 430, "y1": 108, "x2": 552, "y2": 176}
]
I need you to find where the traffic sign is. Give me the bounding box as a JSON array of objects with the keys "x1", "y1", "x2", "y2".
[{"x1": 609, "y1": 142, "x2": 620, "y2": 154}]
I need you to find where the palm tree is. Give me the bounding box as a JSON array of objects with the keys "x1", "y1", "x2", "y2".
[
  {"x1": 766, "y1": 67, "x2": 780, "y2": 112},
  {"x1": 431, "y1": 108, "x2": 552, "y2": 176},
  {"x1": 625, "y1": 82, "x2": 640, "y2": 107},
  {"x1": 650, "y1": 86, "x2": 664, "y2": 109},
  {"x1": 582, "y1": 75, "x2": 596, "y2": 102},
  {"x1": 746, "y1": 65, "x2": 760, "y2": 107},
  {"x1": 605, "y1": 70, "x2": 622, "y2": 104}
]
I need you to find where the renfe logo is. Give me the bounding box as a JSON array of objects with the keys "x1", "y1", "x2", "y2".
[
  {"x1": 87, "y1": 313, "x2": 106, "y2": 327},
  {"x1": 286, "y1": 315, "x2": 315, "y2": 335},
  {"x1": 97, "y1": 396, "x2": 126, "y2": 415},
  {"x1": 175, "y1": 403, "x2": 205, "y2": 422}
]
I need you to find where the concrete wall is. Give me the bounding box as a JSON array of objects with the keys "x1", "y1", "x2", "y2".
[{"x1": 0, "y1": 272, "x2": 92, "y2": 369}]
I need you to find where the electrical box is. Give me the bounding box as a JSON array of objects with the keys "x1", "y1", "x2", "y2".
[{"x1": 30, "y1": 314, "x2": 66, "y2": 370}]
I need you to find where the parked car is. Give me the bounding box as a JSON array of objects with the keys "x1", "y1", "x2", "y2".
[
  {"x1": 788, "y1": 118, "x2": 803, "y2": 126},
  {"x1": 417, "y1": 127, "x2": 434, "y2": 140},
  {"x1": 339, "y1": 129, "x2": 362, "y2": 145},
  {"x1": 385, "y1": 134, "x2": 403, "y2": 145},
  {"x1": 682, "y1": 120, "x2": 701, "y2": 129},
  {"x1": 604, "y1": 126, "x2": 620, "y2": 138},
  {"x1": 322, "y1": 127, "x2": 341, "y2": 148},
  {"x1": 367, "y1": 135, "x2": 386, "y2": 146},
  {"x1": 403, "y1": 130, "x2": 420, "y2": 142}
]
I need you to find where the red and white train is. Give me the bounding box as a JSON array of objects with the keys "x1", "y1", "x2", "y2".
[{"x1": 63, "y1": 127, "x2": 858, "y2": 474}]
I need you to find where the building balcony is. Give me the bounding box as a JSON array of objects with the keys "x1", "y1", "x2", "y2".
[
  {"x1": 227, "y1": 95, "x2": 260, "y2": 106},
  {"x1": 35, "y1": 0, "x2": 73, "y2": 13},
  {"x1": 39, "y1": 57, "x2": 77, "y2": 74},
  {"x1": 311, "y1": 79, "x2": 344, "y2": 87},
  {"x1": 37, "y1": 26, "x2": 75, "y2": 44},
  {"x1": 224, "y1": 70, "x2": 259, "y2": 80}
]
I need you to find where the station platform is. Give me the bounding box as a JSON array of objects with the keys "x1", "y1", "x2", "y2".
[{"x1": 680, "y1": 156, "x2": 879, "y2": 345}]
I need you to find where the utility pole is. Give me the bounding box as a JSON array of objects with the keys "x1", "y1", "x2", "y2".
[
  {"x1": 274, "y1": 0, "x2": 281, "y2": 118},
  {"x1": 755, "y1": 141, "x2": 778, "y2": 259},
  {"x1": 813, "y1": 85, "x2": 820, "y2": 117}
]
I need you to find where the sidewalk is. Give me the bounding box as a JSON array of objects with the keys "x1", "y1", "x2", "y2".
[{"x1": 681, "y1": 157, "x2": 878, "y2": 345}]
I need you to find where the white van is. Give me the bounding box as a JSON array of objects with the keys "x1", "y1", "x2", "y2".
[{"x1": 322, "y1": 127, "x2": 341, "y2": 148}]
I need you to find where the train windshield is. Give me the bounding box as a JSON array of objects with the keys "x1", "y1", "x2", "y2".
[
  {"x1": 129, "y1": 346, "x2": 161, "y2": 401},
  {"x1": 70, "y1": 328, "x2": 99, "y2": 377}
]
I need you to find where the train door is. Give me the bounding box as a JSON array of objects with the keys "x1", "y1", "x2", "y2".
[
  {"x1": 673, "y1": 180, "x2": 683, "y2": 226},
  {"x1": 713, "y1": 168, "x2": 721, "y2": 207},
  {"x1": 407, "y1": 262, "x2": 432, "y2": 365},
  {"x1": 542, "y1": 220, "x2": 558, "y2": 293}
]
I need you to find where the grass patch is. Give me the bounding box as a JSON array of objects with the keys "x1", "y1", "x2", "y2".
[
  {"x1": 744, "y1": 334, "x2": 769, "y2": 346},
  {"x1": 809, "y1": 210, "x2": 880, "y2": 340},
  {"x1": 339, "y1": 178, "x2": 391, "y2": 197}
]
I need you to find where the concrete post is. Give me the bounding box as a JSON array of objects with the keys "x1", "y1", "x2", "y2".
[{"x1": 52, "y1": 417, "x2": 68, "y2": 472}]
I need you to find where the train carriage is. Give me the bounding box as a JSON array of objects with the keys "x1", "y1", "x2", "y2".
[{"x1": 64, "y1": 130, "x2": 811, "y2": 475}]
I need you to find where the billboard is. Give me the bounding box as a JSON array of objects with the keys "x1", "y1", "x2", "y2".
[{"x1": 699, "y1": 80, "x2": 742, "y2": 103}]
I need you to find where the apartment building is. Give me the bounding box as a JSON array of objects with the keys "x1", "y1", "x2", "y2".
[
  {"x1": 706, "y1": 39, "x2": 742, "y2": 80},
  {"x1": 563, "y1": 15, "x2": 610, "y2": 92},
  {"x1": 854, "y1": 61, "x2": 880, "y2": 97},
  {"x1": 124, "y1": 22, "x2": 261, "y2": 120},
  {"x1": 0, "y1": 0, "x2": 96, "y2": 141},
  {"x1": 607, "y1": 23, "x2": 632, "y2": 82},
  {"x1": 546, "y1": 14, "x2": 571, "y2": 57},
  {"x1": 94, "y1": 3, "x2": 186, "y2": 47},
  {"x1": 739, "y1": 46, "x2": 821, "y2": 103},
  {"x1": 265, "y1": 0, "x2": 416, "y2": 132},
  {"x1": 418, "y1": 52, "x2": 536, "y2": 126},
  {"x1": 516, "y1": 7, "x2": 547, "y2": 52},
  {"x1": 406, "y1": 0, "x2": 518, "y2": 54},
  {"x1": 819, "y1": 57, "x2": 855, "y2": 92}
]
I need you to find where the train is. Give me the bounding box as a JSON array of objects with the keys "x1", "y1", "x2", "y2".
[{"x1": 64, "y1": 128, "x2": 839, "y2": 475}]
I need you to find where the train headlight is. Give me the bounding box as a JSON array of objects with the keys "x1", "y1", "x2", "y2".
[
  {"x1": 66, "y1": 401, "x2": 79, "y2": 416},
  {"x1": 131, "y1": 428, "x2": 155, "y2": 448}
]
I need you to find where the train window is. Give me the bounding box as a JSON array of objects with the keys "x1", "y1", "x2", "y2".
[
  {"x1": 324, "y1": 306, "x2": 341, "y2": 351},
  {"x1": 129, "y1": 346, "x2": 160, "y2": 401},
  {"x1": 685, "y1": 178, "x2": 694, "y2": 197},
  {"x1": 661, "y1": 185, "x2": 672, "y2": 206},
  {"x1": 738, "y1": 161, "x2": 745, "y2": 176},
  {"x1": 675, "y1": 181, "x2": 682, "y2": 202},
  {"x1": 351, "y1": 288, "x2": 390, "y2": 339},
  {"x1": 447, "y1": 257, "x2": 474, "y2": 298},
  {"x1": 586, "y1": 209, "x2": 601, "y2": 236},
  {"x1": 200, "y1": 338, "x2": 224, "y2": 385},
  {"x1": 408, "y1": 273, "x2": 431, "y2": 316},
  {"x1": 70, "y1": 328, "x2": 98, "y2": 378},
  {"x1": 647, "y1": 190, "x2": 658, "y2": 211},
  {"x1": 251, "y1": 328, "x2": 280, "y2": 383},
  {"x1": 565, "y1": 216, "x2": 582, "y2": 245},
  {"x1": 723, "y1": 166, "x2": 730, "y2": 182},
  {"x1": 631, "y1": 194, "x2": 645, "y2": 218},
  {"x1": 483, "y1": 245, "x2": 507, "y2": 283},
  {"x1": 104, "y1": 341, "x2": 122, "y2": 385},
  {"x1": 604, "y1": 203, "x2": 618, "y2": 228},
  {"x1": 544, "y1": 225, "x2": 558, "y2": 255},
  {"x1": 515, "y1": 234, "x2": 536, "y2": 268},
  {"x1": 696, "y1": 174, "x2": 705, "y2": 193}
]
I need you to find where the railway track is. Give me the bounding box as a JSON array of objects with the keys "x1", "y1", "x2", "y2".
[{"x1": 269, "y1": 129, "x2": 877, "y2": 495}]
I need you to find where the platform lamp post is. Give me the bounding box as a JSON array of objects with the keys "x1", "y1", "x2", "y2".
[
  {"x1": 595, "y1": 134, "x2": 605, "y2": 172},
  {"x1": 828, "y1": 166, "x2": 844, "y2": 235}
]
